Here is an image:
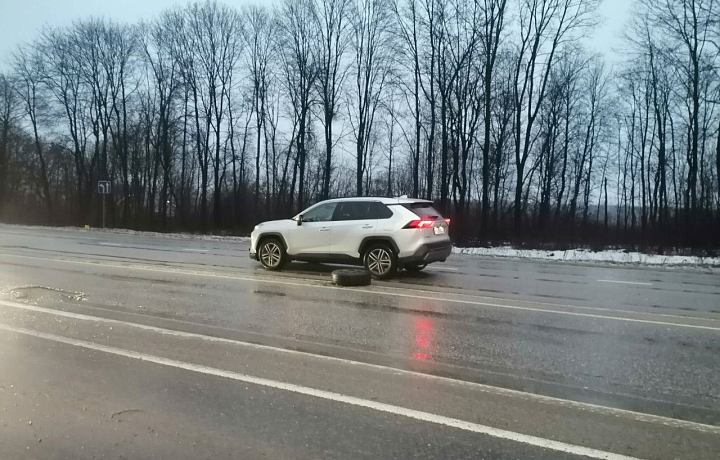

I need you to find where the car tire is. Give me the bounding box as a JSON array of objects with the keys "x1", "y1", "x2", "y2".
[
  {"x1": 331, "y1": 269, "x2": 372, "y2": 286},
  {"x1": 257, "y1": 237, "x2": 287, "y2": 271},
  {"x1": 363, "y1": 243, "x2": 397, "y2": 279},
  {"x1": 404, "y1": 263, "x2": 427, "y2": 272}
]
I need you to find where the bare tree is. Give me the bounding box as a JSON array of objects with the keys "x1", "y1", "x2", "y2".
[
  {"x1": 141, "y1": 18, "x2": 180, "y2": 228},
  {"x1": 40, "y1": 26, "x2": 90, "y2": 221},
  {"x1": 420, "y1": 0, "x2": 440, "y2": 200},
  {"x1": 73, "y1": 19, "x2": 118, "y2": 223},
  {"x1": 479, "y1": 0, "x2": 508, "y2": 235},
  {"x1": 392, "y1": 0, "x2": 423, "y2": 197},
  {"x1": 511, "y1": 0, "x2": 599, "y2": 237},
  {"x1": 444, "y1": 0, "x2": 483, "y2": 230},
  {"x1": 316, "y1": 0, "x2": 352, "y2": 200},
  {"x1": 349, "y1": 0, "x2": 394, "y2": 196},
  {"x1": 568, "y1": 58, "x2": 608, "y2": 227},
  {"x1": 0, "y1": 74, "x2": 19, "y2": 218},
  {"x1": 641, "y1": 0, "x2": 717, "y2": 238},
  {"x1": 552, "y1": 49, "x2": 586, "y2": 226},
  {"x1": 13, "y1": 45, "x2": 54, "y2": 219},
  {"x1": 277, "y1": 0, "x2": 319, "y2": 211},
  {"x1": 104, "y1": 24, "x2": 138, "y2": 226},
  {"x1": 244, "y1": 5, "x2": 273, "y2": 216}
]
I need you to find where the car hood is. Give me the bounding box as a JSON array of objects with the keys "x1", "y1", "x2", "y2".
[{"x1": 254, "y1": 219, "x2": 295, "y2": 232}]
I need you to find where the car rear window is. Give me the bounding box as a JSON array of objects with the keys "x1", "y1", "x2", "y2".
[{"x1": 403, "y1": 202, "x2": 442, "y2": 219}]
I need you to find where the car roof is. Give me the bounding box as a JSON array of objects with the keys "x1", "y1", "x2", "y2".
[{"x1": 320, "y1": 197, "x2": 433, "y2": 205}]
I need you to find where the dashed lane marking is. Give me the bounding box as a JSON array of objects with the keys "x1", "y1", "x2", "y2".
[{"x1": 598, "y1": 279, "x2": 654, "y2": 286}]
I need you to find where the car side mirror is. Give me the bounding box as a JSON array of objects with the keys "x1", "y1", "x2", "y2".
[{"x1": 297, "y1": 215, "x2": 303, "y2": 226}]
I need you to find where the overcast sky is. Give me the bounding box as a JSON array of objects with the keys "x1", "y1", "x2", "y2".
[{"x1": 0, "y1": 0, "x2": 633, "y2": 70}]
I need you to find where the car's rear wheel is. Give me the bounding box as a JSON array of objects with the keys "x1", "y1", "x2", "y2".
[
  {"x1": 404, "y1": 263, "x2": 427, "y2": 272},
  {"x1": 363, "y1": 243, "x2": 397, "y2": 279},
  {"x1": 258, "y1": 238, "x2": 287, "y2": 270}
]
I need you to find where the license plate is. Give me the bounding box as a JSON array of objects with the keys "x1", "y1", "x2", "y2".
[{"x1": 433, "y1": 225, "x2": 445, "y2": 235}]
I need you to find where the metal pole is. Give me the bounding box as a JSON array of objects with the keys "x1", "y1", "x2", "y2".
[{"x1": 102, "y1": 193, "x2": 106, "y2": 229}]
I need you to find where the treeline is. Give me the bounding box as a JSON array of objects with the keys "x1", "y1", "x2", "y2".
[{"x1": 0, "y1": 0, "x2": 718, "y2": 248}]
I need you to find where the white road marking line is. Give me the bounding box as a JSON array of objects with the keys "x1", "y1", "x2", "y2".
[
  {"x1": 598, "y1": 280, "x2": 654, "y2": 286},
  {"x1": 0, "y1": 252, "x2": 717, "y2": 331},
  {"x1": 345, "y1": 290, "x2": 717, "y2": 331},
  {"x1": 0, "y1": 298, "x2": 716, "y2": 434},
  {"x1": 0, "y1": 322, "x2": 643, "y2": 460},
  {"x1": 183, "y1": 249, "x2": 208, "y2": 253},
  {"x1": 97, "y1": 242, "x2": 124, "y2": 247},
  {"x1": 425, "y1": 266, "x2": 459, "y2": 271},
  {"x1": 387, "y1": 286, "x2": 719, "y2": 322}
]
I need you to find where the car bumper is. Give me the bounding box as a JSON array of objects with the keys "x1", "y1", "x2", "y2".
[
  {"x1": 249, "y1": 249, "x2": 257, "y2": 260},
  {"x1": 400, "y1": 241, "x2": 452, "y2": 265}
]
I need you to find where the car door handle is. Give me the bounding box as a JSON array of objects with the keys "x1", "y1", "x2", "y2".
[
  {"x1": 361, "y1": 225, "x2": 374, "y2": 229},
  {"x1": 319, "y1": 227, "x2": 330, "y2": 232}
]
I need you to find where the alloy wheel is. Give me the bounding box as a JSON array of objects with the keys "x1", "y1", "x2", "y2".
[
  {"x1": 260, "y1": 242, "x2": 282, "y2": 268},
  {"x1": 366, "y1": 248, "x2": 392, "y2": 276}
]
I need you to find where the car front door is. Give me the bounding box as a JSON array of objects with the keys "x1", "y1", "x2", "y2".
[
  {"x1": 329, "y1": 201, "x2": 378, "y2": 258},
  {"x1": 287, "y1": 202, "x2": 337, "y2": 256}
]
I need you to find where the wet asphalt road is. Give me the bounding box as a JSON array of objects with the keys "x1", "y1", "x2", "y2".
[{"x1": 0, "y1": 224, "x2": 718, "y2": 460}]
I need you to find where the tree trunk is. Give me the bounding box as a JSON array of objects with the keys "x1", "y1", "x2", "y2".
[
  {"x1": 0, "y1": 107, "x2": 11, "y2": 218},
  {"x1": 481, "y1": 66, "x2": 492, "y2": 237},
  {"x1": 30, "y1": 111, "x2": 53, "y2": 221},
  {"x1": 716, "y1": 119, "x2": 720, "y2": 228}
]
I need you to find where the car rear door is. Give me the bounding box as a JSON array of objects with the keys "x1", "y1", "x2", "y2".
[{"x1": 328, "y1": 201, "x2": 378, "y2": 258}]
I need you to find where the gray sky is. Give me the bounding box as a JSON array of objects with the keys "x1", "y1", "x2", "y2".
[{"x1": 0, "y1": 0, "x2": 633, "y2": 70}]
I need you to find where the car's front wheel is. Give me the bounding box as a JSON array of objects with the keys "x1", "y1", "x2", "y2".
[
  {"x1": 363, "y1": 243, "x2": 397, "y2": 279},
  {"x1": 258, "y1": 238, "x2": 287, "y2": 270}
]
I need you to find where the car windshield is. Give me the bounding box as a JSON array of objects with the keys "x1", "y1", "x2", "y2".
[
  {"x1": 301, "y1": 202, "x2": 337, "y2": 222},
  {"x1": 1, "y1": 1, "x2": 718, "y2": 459}
]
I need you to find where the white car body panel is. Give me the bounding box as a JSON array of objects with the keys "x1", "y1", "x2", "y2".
[
  {"x1": 329, "y1": 218, "x2": 377, "y2": 258},
  {"x1": 288, "y1": 221, "x2": 331, "y2": 255}
]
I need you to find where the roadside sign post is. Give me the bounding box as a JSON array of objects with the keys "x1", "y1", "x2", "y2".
[{"x1": 98, "y1": 181, "x2": 111, "y2": 228}]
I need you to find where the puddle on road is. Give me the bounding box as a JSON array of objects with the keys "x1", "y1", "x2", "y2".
[{"x1": 7, "y1": 286, "x2": 87, "y2": 303}]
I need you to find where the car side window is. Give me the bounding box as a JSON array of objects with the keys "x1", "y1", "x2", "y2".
[
  {"x1": 302, "y1": 203, "x2": 337, "y2": 222},
  {"x1": 333, "y1": 202, "x2": 371, "y2": 221}
]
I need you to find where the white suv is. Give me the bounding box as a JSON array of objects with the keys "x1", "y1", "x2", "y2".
[{"x1": 249, "y1": 197, "x2": 452, "y2": 278}]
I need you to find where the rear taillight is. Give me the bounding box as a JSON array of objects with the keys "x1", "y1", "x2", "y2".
[
  {"x1": 404, "y1": 219, "x2": 435, "y2": 229},
  {"x1": 444, "y1": 218, "x2": 450, "y2": 225}
]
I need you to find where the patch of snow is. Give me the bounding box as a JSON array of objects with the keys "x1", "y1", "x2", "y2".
[{"x1": 452, "y1": 246, "x2": 720, "y2": 267}]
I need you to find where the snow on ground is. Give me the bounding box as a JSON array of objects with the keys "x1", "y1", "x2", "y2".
[{"x1": 452, "y1": 246, "x2": 720, "y2": 267}]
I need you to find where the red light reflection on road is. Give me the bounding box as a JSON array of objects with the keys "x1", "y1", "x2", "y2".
[{"x1": 412, "y1": 317, "x2": 435, "y2": 361}]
